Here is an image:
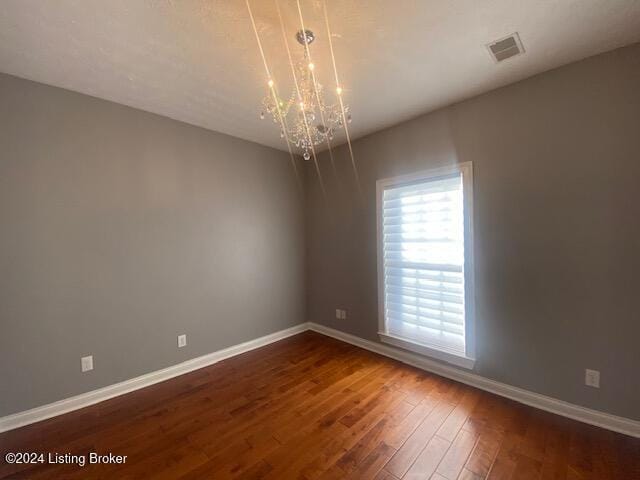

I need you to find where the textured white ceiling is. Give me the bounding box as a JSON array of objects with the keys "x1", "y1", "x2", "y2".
[{"x1": 1, "y1": 0, "x2": 639, "y2": 153}]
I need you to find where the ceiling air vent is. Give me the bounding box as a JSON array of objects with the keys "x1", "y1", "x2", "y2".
[{"x1": 487, "y1": 33, "x2": 524, "y2": 62}]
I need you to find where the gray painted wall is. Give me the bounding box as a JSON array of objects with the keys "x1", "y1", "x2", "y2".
[
  {"x1": 306, "y1": 43, "x2": 640, "y2": 420},
  {"x1": 0, "y1": 73, "x2": 305, "y2": 416}
]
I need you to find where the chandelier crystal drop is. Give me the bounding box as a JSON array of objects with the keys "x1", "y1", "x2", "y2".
[{"x1": 260, "y1": 29, "x2": 351, "y2": 160}]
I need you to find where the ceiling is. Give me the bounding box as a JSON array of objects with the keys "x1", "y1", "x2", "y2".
[{"x1": 1, "y1": 0, "x2": 639, "y2": 153}]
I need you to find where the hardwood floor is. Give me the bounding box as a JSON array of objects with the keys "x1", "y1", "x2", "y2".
[{"x1": 1, "y1": 331, "x2": 638, "y2": 479}]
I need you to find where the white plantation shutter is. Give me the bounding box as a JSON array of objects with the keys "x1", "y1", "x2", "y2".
[{"x1": 381, "y1": 172, "x2": 467, "y2": 357}]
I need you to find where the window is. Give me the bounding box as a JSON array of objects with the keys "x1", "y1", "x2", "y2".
[{"x1": 376, "y1": 162, "x2": 475, "y2": 368}]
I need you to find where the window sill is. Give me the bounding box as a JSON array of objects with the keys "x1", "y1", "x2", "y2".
[{"x1": 378, "y1": 332, "x2": 476, "y2": 370}]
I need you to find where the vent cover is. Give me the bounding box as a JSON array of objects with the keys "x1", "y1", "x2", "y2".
[{"x1": 487, "y1": 33, "x2": 524, "y2": 62}]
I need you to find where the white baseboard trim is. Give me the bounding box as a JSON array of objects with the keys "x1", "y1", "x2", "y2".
[
  {"x1": 308, "y1": 322, "x2": 640, "y2": 438},
  {"x1": 0, "y1": 323, "x2": 309, "y2": 433}
]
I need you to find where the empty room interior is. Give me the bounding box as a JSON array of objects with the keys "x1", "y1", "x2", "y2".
[{"x1": 1, "y1": 1, "x2": 640, "y2": 479}]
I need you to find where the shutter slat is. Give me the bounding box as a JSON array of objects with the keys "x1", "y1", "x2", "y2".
[
  {"x1": 384, "y1": 239, "x2": 460, "y2": 248},
  {"x1": 383, "y1": 225, "x2": 459, "y2": 235},
  {"x1": 385, "y1": 275, "x2": 463, "y2": 295},
  {"x1": 383, "y1": 213, "x2": 457, "y2": 224},
  {"x1": 384, "y1": 251, "x2": 463, "y2": 264},
  {"x1": 386, "y1": 313, "x2": 464, "y2": 336},
  {"x1": 384, "y1": 260, "x2": 462, "y2": 272},
  {"x1": 386, "y1": 304, "x2": 463, "y2": 326},
  {"x1": 384, "y1": 267, "x2": 463, "y2": 284},
  {"x1": 386, "y1": 295, "x2": 464, "y2": 316},
  {"x1": 386, "y1": 282, "x2": 464, "y2": 305},
  {"x1": 383, "y1": 204, "x2": 458, "y2": 216}
]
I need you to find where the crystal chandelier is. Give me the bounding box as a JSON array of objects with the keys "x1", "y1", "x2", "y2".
[{"x1": 260, "y1": 29, "x2": 351, "y2": 160}]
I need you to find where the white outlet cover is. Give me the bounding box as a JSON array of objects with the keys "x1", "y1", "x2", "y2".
[
  {"x1": 81, "y1": 355, "x2": 93, "y2": 372},
  {"x1": 585, "y1": 369, "x2": 600, "y2": 388},
  {"x1": 341, "y1": 310, "x2": 347, "y2": 319},
  {"x1": 335, "y1": 309, "x2": 341, "y2": 319},
  {"x1": 178, "y1": 334, "x2": 187, "y2": 348}
]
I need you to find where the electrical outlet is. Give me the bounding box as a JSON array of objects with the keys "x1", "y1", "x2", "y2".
[
  {"x1": 341, "y1": 309, "x2": 347, "y2": 320},
  {"x1": 81, "y1": 355, "x2": 93, "y2": 372},
  {"x1": 335, "y1": 309, "x2": 341, "y2": 319},
  {"x1": 177, "y1": 334, "x2": 187, "y2": 348},
  {"x1": 585, "y1": 369, "x2": 600, "y2": 388}
]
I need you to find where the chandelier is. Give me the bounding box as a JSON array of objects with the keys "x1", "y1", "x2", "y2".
[{"x1": 260, "y1": 29, "x2": 351, "y2": 160}]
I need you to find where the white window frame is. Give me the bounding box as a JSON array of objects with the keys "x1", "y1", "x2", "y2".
[{"x1": 376, "y1": 162, "x2": 476, "y2": 369}]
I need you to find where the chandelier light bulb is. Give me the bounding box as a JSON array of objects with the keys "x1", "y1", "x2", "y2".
[
  {"x1": 267, "y1": 79, "x2": 274, "y2": 88},
  {"x1": 308, "y1": 63, "x2": 315, "y2": 71},
  {"x1": 336, "y1": 86, "x2": 342, "y2": 95},
  {"x1": 299, "y1": 102, "x2": 304, "y2": 110}
]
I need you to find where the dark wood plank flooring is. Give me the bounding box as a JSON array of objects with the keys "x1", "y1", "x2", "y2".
[{"x1": 1, "y1": 331, "x2": 638, "y2": 479}]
